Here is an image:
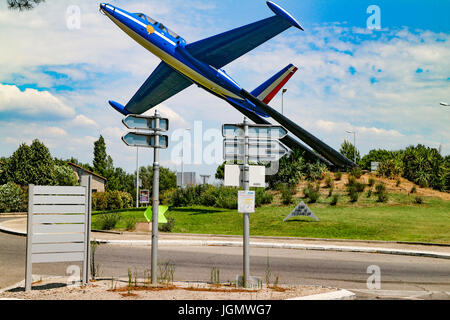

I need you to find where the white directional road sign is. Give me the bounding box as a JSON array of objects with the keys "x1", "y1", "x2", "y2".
[
  {"x1": 222, "y1": 124, "x2": 287, "y2": 139},
  {"x1": 223, "y1": 138, "x2": 289, "y2": 162},
  {"x1": 122, "y1": 132, "x2": 168, "y2": 149},
  {"x1": 122, "y1": 114, "x2": 169, "y2": 131}
]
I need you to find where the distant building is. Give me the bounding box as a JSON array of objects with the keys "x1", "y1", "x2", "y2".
[
  {"x1": 176, "y1": 172, "x2": 196, "y2": 187},
  {"x1": 67, "y1": 162, "x2": 107, "y2": 193}
]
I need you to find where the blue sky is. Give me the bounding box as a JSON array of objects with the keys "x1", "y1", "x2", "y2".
[{"x1": 0, "y1": 0, "x2": 449, "y2": 180}]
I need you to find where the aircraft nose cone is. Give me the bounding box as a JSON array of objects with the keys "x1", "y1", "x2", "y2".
[{"x1": 99, "y1": 3, "x2": 115, "y2": 15}]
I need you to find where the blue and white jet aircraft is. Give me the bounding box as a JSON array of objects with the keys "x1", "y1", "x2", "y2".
[
  {"x1": 100, "y1": 1, "x2": 301, "y2": 117},
  {"x1": 100, "y1": 2, "x2": 355, "y2": 168}
]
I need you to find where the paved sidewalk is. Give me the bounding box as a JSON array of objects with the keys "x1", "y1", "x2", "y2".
[{"x1": 1, "y1": 217, "x2": 449, "y2": 259}]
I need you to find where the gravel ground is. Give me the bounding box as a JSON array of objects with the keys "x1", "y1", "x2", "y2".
[{"x1": 0, "y1": 277, "x2": 334, "y2": 300}]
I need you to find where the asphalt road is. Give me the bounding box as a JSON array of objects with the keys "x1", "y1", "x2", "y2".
[{"x1": 1, "y1": 231, "x2": 449, "y2": 299}]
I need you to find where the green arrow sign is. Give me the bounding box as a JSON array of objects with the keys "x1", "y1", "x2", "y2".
[{"x1": 144, "y1": 205, "x2": 168, "y2": 223}]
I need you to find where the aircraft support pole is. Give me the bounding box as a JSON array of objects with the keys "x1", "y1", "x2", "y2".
[
  {"x1": 243, "y1": 117, "x2": 250, "y2": 288},
  {"x1": 151, "y1": 110, "x2": 160, "y2": 285}
]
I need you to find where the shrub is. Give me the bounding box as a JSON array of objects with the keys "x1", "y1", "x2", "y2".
[
  {"x1": 54, "y1": 165, "x2": 78, "y2": 186},
  {"x1": 360, "y1": 149, "x2": 402, "y2": 171},
  {"x1": 414, "y1": 196, "x2": 424, "y2": 204},
  {"x1": 0, "y1": 182, "x2": 24, "y2": 213},
  {"x1": 267, "y1": 150, "x2": 306, "y2": 188},
  {"x1": 280, "y1": 183, "x2": 295, "y2": 205},
  {"x1": 396, "y1": 179, "x2": 401, "y2": 187},
  {"x1": 303, "y1": 183, "x2": 318, "y2": 198},
  {"x1": 107, "y1": 190, "x2": 123, "y2": 210},
  {"x1": 375, "y1": 183, "x2": 388, "y2": 203},
  {"x1": 377, "y1": 158, "x2": 403, "y2": 179},
  {"x1": 330, "y1": 194, "x2": 339, "y2": 206},
  {"x1": 347, "y1": 186, "x2": 359, "y2": 203},
  {"x1": 92, "y1": 192, "x2": 108, "y2": 211},
  {"x1": 307, "y1": 188, "x2": 320, "y2": 203},
  {"x1": 377, "y1": 192, "x2": 389, "y2": 203},
  {"x1": 255, "y1": 188, "x2": 273, "y2": 207},
  {"x1": 159, "y1": 217, "x2": 175, "y2": 232},
  {"x1": 350, "y1": 167, "x2": 363, "y2": 179},
  {"x1": 328, "y1": 187, "x2": 334, "y2": 198},
  {"x1": 375, "y1": 183, "x2": 386, "y2": 194},
  {"x1": 98, "y1": 213, "x2": 121, "y2": 230},
  {"x1": 366, "y1": 189, "x2": 372, "y2": 198},
  {"x1": 334, "y1": 171, "x2": 342, "y2": 181},
  {"x1": 305, "y1": 161, "x2": 327, "y2": 181},
  {"x1": 119, "y1": 191, "x2": 133, "y2": 209},
  {"x1": 346, "y1": 175, "x2": 357, "y2": 186},
  {"x1": 368, "y1": 177, "x2": 375, "y2": 187},
  {"x1": 215, "y1": 192, "x2": 238, "y2": 209},
  {"x1": 125, "y1": 216, "x2": 136, "y2": 231},
  {"x1": 169, "y1": 185, "x2": 205, "y2": 207},
  {"x1": 354, "y1": 182, "x2": 365, "y2": 193},
  {"x1": 402, "y1": 145, "x2": 446, "y2": 191},
  {"x1": 324, "y1": 174, "x2": 334, "y2": 188},
  {"x1": 349, "y1": 190, "x2": 359, "y2": 203},
  {"x1": 410, "y1": 186, "x2": 417, "y2": 194}
]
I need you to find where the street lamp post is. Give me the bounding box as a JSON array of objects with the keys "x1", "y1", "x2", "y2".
[
  {"x1": 346, "y1": 130, "x2": 357, "y2": 164},
  {"x1": 281, "y1": 88, "x2": 287, "y2": 115},
  {"x1": 181, "y1": 128, "x2": 191, "y2": 187}
]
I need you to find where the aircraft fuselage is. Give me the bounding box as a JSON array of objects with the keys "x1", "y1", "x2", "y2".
[{"x1": 100, "y1": 4, "x2": 244, "y2": 101}]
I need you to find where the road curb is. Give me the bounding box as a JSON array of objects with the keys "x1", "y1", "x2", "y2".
[
  {"x1": 0, "y1": 276, "x2": 353, "y2": 301},
  {"x1": 1, "y1": 221, "x2": 449, "y2": 260},
  {"x1": 92, "y1": 239, "x2": 450, "y2": 260},
  {"x1": 287, "y1": 289, "x2": 356, "y2": 300},
  {"x1": 0, "y1": 225, "x2": 26, "y2": 237}
]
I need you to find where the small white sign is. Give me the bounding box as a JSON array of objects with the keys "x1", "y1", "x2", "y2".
[
  {"x1": 238, "y1": 191, "x2": 255, "y2": 213},
  {"x1": 224, "y1": 165, "x2": 241, "y2": 187},
  {"x1": 224, "y1": 165, "x2": 266, "y2": 188}
]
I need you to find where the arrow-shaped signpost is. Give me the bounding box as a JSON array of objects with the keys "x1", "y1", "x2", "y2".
[
  {"x1": 122, "y1": 110, "x2": 169, "y2": 285},
  {"x1": 222, "y1": 119, "x2": 288, "y2": 288}
]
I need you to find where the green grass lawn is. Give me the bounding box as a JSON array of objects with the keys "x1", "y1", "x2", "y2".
[{"x1": 92, "y1": 194, "x2": 450, "y2": 243}]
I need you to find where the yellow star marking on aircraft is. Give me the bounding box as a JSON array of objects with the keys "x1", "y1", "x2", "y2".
[{"x1": 147, "y1": 25, "x2": 154, "y2": 35}]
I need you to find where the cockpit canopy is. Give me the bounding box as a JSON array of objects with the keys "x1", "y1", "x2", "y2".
[{"x1": 134, "y1": 13, "x2": 185, "y2": 44}]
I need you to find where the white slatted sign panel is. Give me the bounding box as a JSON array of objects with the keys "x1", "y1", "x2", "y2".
[
  {"x1": 26, "y1": 179, "x2": 92, "y2": 291},
  {"x1": 31, "y1": 185, "x2": 87, "y2": 263}
]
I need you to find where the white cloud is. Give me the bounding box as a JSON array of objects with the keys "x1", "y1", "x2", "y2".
[
  {"x1": 71, "y1": 114, "x2": 98, "y2": 127},
  {"x1": 0, "y1": 84, "x2": 75, "y2": 118}
]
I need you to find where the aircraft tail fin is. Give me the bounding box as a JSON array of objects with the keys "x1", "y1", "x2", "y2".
[{"x1": 251, "y1": 64, "x2": 298, "y2": 104}]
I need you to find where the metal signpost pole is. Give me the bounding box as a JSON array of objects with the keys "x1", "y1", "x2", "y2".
[
  {"x1": 151, "y1": 110, "x2": 160, "y2": 285},
  {"x1": 243, "y1": 117, "x2": 250, "y2": 287},
  {"x1": 136, "y1": 147, "x2": 139, "y2": 208}
]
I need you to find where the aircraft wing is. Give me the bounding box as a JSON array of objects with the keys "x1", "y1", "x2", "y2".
[
  {"x1": 125, "y1": 61, "x2": 193, "y2": 114},
  {"x1": 185, "y1": 15, "x2": 292, "y2": 69}
]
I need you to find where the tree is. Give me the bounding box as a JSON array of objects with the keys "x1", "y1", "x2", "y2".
[
  {"x1": 0, "y1": 182, "x2": 24, "y2": 213},
  {"x1": 7, "y1": 0, "x2": 44, "y2": 10},
  {"x1": 0, "y1": 157, "x2": 8, "y2": 185},
  {"x1": 54, "y1": 165, "x2": 78, "y2": 186},
  {"x1": 93, "y1": 135, "x2": 107, "y2": 176},
  {"x1": 5, "y1": 139, "x2": 55, "y2": 186},
  {"x1": 6, "y1": 143, "x2": 33, "y2": 186},
  {"x1": 340, "y1": 140, "x2": 360, "y2": 164},
  {"x1": 267, "y1": 149, "x2": 307, "y2": 188},
  {"x1": 29, "y1": 139, "x2": 55, "y2": 185},
  {"x1": 139, "y1": 165, "x2": 176, "y2": 195},
  {"x1": 215, "y1": 162, "x2": 226, "y2": 180}
]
